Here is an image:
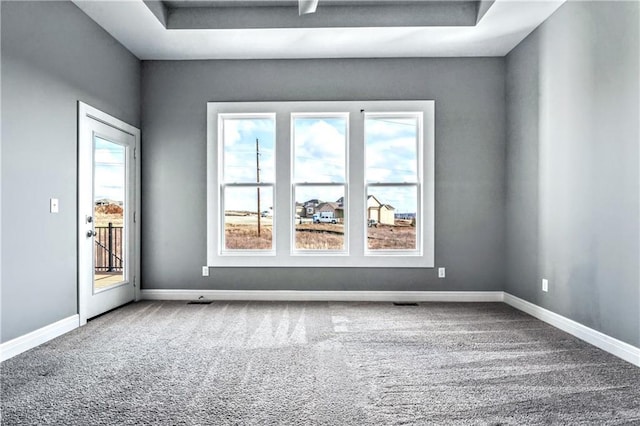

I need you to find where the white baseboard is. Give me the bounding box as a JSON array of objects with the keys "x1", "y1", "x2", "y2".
[
  {"x1": 141, "y1": 289, "x2": 505, "y2": 303},
  {"x1": 0, "y1": 315, "x2": 80, "y2": 362},
  {"x1": 503, "y1": 293, "x2": 640, "y2": 367}
]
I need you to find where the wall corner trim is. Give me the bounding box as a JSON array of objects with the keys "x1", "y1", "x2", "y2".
[
  {"x1": 503, "y1": 293, "x2": 640, "y2": 367},
  {"x1": 0, "y1": 315, "x2": 80, "y2": 362},
  {"x1": 140, "y1": 289, "x2": 505, "y2": 303}
]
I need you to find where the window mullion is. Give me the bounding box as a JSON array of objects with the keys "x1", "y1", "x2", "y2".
[
  {"x1": 349, "y1": 109, "x2": 365, "y2": 258},
  {"x1": 275, "y1": 112, "x2": 291, "y2": 257}
]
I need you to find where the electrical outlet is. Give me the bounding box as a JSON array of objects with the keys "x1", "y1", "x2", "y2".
[
  {"x1": 542, "y1": 278, "x2": 548, "y2": 292},
  {"x1": 438, "y1": 267, "x2": 446, "y2": 278},
  {"x1": 50, "y1": 198, "x2": 59, "y2": 213},
  {"x1": 202, "y1": 266, "x2": 209, "y2": 277}
]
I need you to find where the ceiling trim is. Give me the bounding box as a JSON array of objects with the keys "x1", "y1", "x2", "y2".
[
  {"x1": 73, "y1": 0, "x2": 565, "y2": 60},
  {"x1": 160, "y1": 1, "x2": 479, "y2": 30}
]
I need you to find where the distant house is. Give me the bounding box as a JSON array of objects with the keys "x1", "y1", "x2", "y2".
[
  {"x1": 316, "y1": 202, "x2": 344, "y2": 220},
  {"x1": 367, "y1": 195, "x2": 395, "y2": 225},
  {"x1": 95, "y1": 198, "x2": 123, "y2": 207},
  {"x1": 302, "y1": 199, "x2": 320, "y2": 218}
]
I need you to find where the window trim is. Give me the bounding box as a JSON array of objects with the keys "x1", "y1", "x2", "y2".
[
  {"x1": 364, "y1": 112, "x2": 423, "y2": 256},
  {"x1": 207, "y1": 100, "x2": 434, "y2": 268},
  {"x1": 218, "y1": 113, "x2": 277, "y2": 254},
  {"x1": 291, "y1": 112, "x2": 350, "y2": 254}
]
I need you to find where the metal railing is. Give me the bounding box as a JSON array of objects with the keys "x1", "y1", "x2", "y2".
[{"x1": 95, "y1": 223, "x2": 123, "y2": 272}]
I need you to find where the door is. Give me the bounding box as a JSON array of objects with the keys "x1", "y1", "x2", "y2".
[{"x1": 78, "y1": 102, "x2": 140, "y2": 324}]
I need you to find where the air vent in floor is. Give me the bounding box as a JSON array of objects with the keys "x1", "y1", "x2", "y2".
[
  {"x1": 392, "y1": 302, "x2": 419, "y2": 306},
  {"x1": 187, "y1": 300, "x2": 212, "y2": 305}
]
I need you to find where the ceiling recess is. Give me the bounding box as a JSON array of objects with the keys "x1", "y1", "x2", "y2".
[{"x1": 73, "y1": 0, "x2": 566, "y2": 60}]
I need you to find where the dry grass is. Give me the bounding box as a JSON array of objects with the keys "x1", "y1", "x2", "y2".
[
  {"x1": 367, "y1": 224, "x2": 416, "y2": 250},
  {"x1": 295, "y1": 224, "x2": 345, "y2": 250},
  {"x1": 225, "y1": 223, "x2": 273, "y2": 250},
  {"x1": 222, "y1": 218, "x2": 415, "y2": 251},
  {"x1": 94, "y1": 204, "x2": 124, "y2": 227},
  {"x1": 295, "y1": 223, "x2": 344, "y2": 234}
]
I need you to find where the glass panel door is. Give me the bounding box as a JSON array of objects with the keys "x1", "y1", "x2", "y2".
[
  {"x1": 78, "y1": 101, "x2": 138, "y2": 324},
  {"x1": 93, "y1": 136, "x2": 127, "y2": 291}
]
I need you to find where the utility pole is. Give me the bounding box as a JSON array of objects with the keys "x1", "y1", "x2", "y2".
[{"x1": 256, "y1": 138, "x2": 261, "y2": 237}]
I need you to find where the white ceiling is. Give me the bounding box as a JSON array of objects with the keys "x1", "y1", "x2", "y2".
[{"x1": 72, "y1": 0, "x2": 565, "y2": 60}]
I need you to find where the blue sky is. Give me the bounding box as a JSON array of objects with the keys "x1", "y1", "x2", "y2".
[
  {"x1": 222, "y1": 115, "x2": 419, "y2": 213},
  {"x1": 94, "y1": 136, "x2": 125, "y2": 202},
  {"x1": 365, "y1": 116, "x2": 419, "y2": 213}
]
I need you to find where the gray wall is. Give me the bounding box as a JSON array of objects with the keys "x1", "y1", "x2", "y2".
[
  {"x1": 505, "y1": 1, "x2": 640, "y2": 346},
  {"x1": 141, "y1": 58, "x2": 506, "y2": 292},
  {"x1": 1, "y1": 1, "x2": 141, "y2": 343}
]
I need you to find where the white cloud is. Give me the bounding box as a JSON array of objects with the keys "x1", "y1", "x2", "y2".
[
  {"x1": 366, "y1": 119, "x2": 418, "y2": 183},
  {"x1": 94, "y1": 140, "x2": 125, "y2": 201},
  {"x1": 294, "y1": 118, "x2": 346, "y2": 183},
  {"x1": 223, "y1": 118, "x2": 275, "y2": 183}
]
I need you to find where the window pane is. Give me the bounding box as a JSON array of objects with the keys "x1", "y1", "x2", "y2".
[
  {"x1": 93, "y1": 136, "x2": 126, "y2": 290},
  {"x1": 294, "y1": 186, "x2": 345, "y2": 251},
  {"x1": 224, "y1": 186, "x2": 273, "y2": 251},
  {"x1": 367, "y1": 186, "x2": 417, "y2": 250},
  {"x1": 293, "y1": 117, "x2": 346, "y2": 183},
  {"x1": 222, "y1": 117, "x2": 275, "y2": 183},
  {"x1": 365, "y1": 116, "x2": 418, "y2": 183}
]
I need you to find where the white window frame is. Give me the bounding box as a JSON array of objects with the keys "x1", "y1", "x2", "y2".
[
  {"x1": 207, "y1": 101, "x2": 434, "y2": 268},
  {"x1": 364, "y1": 112, "x2": 423, "y2": 256},
  {"x1": 291, "y1": 112, "x2": 349, "y2": 255},
  {"x1": 218, "y1": 113, "x2": 276, "y2": 255}
]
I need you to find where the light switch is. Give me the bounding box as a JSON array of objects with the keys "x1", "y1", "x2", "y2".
[{"x1": 50, "y1": 198, "x2": 59, "y2": 213}]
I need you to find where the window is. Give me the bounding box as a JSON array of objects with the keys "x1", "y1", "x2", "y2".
[
  {"x1": 365, "y1": 114, "x2": 420, "y2": 252},
  {"x1": 207, "y1": 101, "x2": 434, "y2": 267},
  {"x1": 292, "y1": 114, "x2": 348, "y2": 252},
  {"x1": 219, "y1": 114, "x2": 275, "y2": 252}
]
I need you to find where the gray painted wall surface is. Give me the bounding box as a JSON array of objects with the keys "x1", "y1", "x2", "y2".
[
  {"x1": 1, "y1": 1, "x2": 141, "y2": 343},
  {"x1": 505, "y1": 1, "x2": 640, "y2": 346},
  {"x1": 141, "y1": 58, "x2": 506, "y2": 292}
]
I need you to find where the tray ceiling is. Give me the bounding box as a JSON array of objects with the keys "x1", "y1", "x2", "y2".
[{"x1": 72, "y1": 0, "x2": 565, "y2": 60}]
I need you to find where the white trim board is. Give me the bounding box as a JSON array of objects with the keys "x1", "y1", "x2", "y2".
[
  {"x1": 0, "y1": 315, "x2": 79, "y2": 362},
  {"x1": 141, "y1": 290, "x2": 504, "y2": 303},
  {"x1": 503, "y1": 293, "x2": 640, "y2": 368}
]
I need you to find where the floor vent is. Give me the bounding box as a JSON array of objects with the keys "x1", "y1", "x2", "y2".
[
  {"x1": 393, "y1": 302, "x2": 419, "y2": 306},
  {"x1": 187, "y1": 300, "x2": 212, "y2": 305}
]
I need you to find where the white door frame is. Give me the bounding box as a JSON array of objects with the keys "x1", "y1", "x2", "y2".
[{"x1": 78, "y1": 101, "x2": 141, "y2": 325}]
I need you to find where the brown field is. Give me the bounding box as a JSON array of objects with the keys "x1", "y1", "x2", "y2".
[
  {"x1": 94, "y1": 204, "x2": 124, "y2": 227},
  {"x1": 224, "y1": 214, "x2": 415, "y2": 250},
  {"x1": 225, "y1": 223, "x2": 273, "y2": 250},
  {"x1": 295, "y1": 223, "x2": 345, "y2": 250},
  {"x1": 367, "y1": 224, "x2": 416, "y2": 250}
]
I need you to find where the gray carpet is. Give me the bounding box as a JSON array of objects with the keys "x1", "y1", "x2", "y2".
[{"x1": 1, "y1": 301, "x2": 639, "y2": 425}]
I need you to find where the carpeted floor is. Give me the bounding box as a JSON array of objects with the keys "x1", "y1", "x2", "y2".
[{"x1": 1, "y1": 301, "x2": 639, "y2": 425}]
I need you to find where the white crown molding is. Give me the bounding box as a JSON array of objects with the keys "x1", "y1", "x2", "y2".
[
  {"x1": 503, "y1": 293, "x2": 640, "y2": 368},
  {"x1": 0, "y1": 315, "x2": 79, "y2": 362}
]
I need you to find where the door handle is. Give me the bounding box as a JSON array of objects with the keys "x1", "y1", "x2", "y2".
[{"x1": 87, "y1": 230, "x2": 96, "y2": 238}]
